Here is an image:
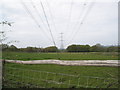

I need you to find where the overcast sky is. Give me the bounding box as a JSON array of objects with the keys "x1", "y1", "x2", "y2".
[{"x1": 0, "y1": 0, "x2": 119, "y2": 48}]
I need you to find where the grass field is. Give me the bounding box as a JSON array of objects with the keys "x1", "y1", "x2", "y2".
[
  {"x1": 2, "y1": 51, "x2": 119, "y2": 88},
  {"x1": 4, "y1": 63, "x2": 118, "y2": 88},
  {"x1": 2, "y1": 51, "x2": 118, "y2": 60}
]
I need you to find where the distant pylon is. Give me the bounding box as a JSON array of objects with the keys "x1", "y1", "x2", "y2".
[{"x1": 60, "y1": 32, "x2": 64, "y2": 50}]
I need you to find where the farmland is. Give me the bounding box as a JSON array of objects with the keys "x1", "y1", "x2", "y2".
[
  {"x1": 2, "y1": 51, "x2": 118, "y2": 60},
  {"x1": 1, "y1": 0, "x2": 119, "y2": 88},
  {"x1": 3, "y1": 62, "x2": 118, "y2": 88},
  {"x1": 2, "y1": 51, "x2": 119, "y2": 88}
]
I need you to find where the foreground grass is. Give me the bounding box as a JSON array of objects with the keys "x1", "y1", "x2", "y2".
[
  {"x1": 2, "y1": 52, "x2": 118, "y2": 60},
  {"x1": 3, "y1": 63, "x2": 118, "y2": 88},
  {"x1": 2, "y1": 52, "x2": 119, "y2": 88}
]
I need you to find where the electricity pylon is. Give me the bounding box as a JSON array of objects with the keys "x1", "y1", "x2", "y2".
[{"x1": 60, "y1": 32, "x2": 64, "y2": 50}]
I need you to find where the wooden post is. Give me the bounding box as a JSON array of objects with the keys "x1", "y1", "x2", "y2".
[{"x1": 2, "y1": 59, "x2": 5, "y2": 88}]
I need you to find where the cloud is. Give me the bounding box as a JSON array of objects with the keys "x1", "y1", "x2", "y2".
[{"x1": 0, "y1": 0, "x2": 118, "y2": 48}]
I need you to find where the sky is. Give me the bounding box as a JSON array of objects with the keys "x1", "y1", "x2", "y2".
[{"x1": 0, "y1": 0, "x2": 119, "y2": 48}]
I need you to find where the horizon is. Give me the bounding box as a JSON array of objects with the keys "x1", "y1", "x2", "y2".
[{"x1": 2, "y1": 43, "x2": 118, "y2": 49}]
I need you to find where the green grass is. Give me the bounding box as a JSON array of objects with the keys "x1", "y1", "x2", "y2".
[
  {"x1": 2, "y1": 51, "x2": 119, "y2": 88},
  {"x1": 2, "y1": 51, "x2": 118, "y2": 60},
  {"x1": 3, "y1": 63, "x2": 118, "y2": 88}
]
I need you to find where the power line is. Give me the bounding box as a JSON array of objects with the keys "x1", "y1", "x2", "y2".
[
  {"x1": 64, "y1": 0, "x2": 73, "y2": 33},
  {"x1": 65, "y1": 1, "x2": 95, "y2": 45},
  {"x1": 39, "y1": 0, "x2": 61, "y2": 60},
  {"x1": 45, "y1": 0, "x2": 58, "y2": 34},
  {"x1": 64, "y1": 0, "x2": 87, "y2": 42},
  {"x1": 20, "y1": 0, "x2": 40, "y2": 28},
  {"x1": 40, "y1": 0, "x2": 56, "y2": 46},
  {"x1": 30, "y1": 0, "x2": 52, "y2": 40},
  {"x1": 20, "y1": 0, "x2": 53, "y2": 43},
  {"x1": 30, "y1": 0, "x2": 48, "y2": 31}
]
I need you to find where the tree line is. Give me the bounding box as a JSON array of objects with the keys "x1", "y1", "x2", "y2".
[
  {"x1": 67, "y1": 44, "x2": 118, "y2": 52},
  {"x1": 0, "y1": 43, "x2": 119, "y2": 52}
]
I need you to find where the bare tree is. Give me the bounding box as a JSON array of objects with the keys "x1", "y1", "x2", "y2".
[{"x1": 0, "y1": 21, "x2": 14, "y2": 44}]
